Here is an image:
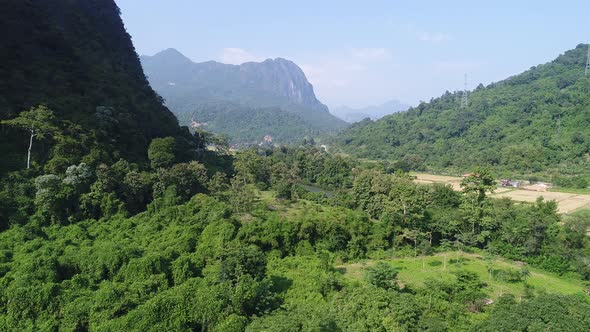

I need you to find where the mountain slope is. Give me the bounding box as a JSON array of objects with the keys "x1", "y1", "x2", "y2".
[
  {"x1": 174, "y1": 101, "x2": 319, "y2": 144},
  {"x1": 335, "y1": 44, "x2": 590, "y2": 176},
  {"x1": 141, "y1": 49, "x2": 347, "y2": 143},
  {"x1": 0, "y1": 0, "x2": 185, "y2": 171},
  {"x1": 332, "y1": 100, "x2": 410, "y2": 123}
]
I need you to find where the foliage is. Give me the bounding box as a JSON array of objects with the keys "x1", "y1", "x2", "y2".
[
  {"x1": 335, "y1": 44, "x2": 590, "y2": 178},
  {"x1": 0, "y1": 0, "x2": 187, "y2": 174},
  {"x1": 474, "y1": 294, "x2": 590, "y2": 331},
  {"x1": 148, "y1": 137, "x2": 176, "y2": 169},
  {"x1": 364, "y1": 261, "x2": 398, "y2": 290},
  {"x1": 1, "y1": 2, "x2": 589, "y2": 330}
]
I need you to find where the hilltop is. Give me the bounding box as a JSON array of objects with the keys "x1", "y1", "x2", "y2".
[{"x1": 335, "y1": 44, "x2": 590, "y2": 181}]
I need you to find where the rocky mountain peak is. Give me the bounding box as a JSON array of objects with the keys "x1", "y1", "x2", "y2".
[{"x1": 142, "y1": 49, "x2": 329, "y2": 113}]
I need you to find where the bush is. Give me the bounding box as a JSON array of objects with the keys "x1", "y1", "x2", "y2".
[{"x1": 365, "y1": 262, "x2": 398, "y2": 290}]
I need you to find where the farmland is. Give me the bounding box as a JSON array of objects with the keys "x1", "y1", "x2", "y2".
[{"x1": 412, "y1": 173, "x2": 590, "y2": 214}]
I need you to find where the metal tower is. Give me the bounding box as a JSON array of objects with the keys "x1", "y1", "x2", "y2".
[
  {"x1": 460, "y1": 73, "x2": 469, "y2": 108},
  {"x1": 586, "y1": 44, "x2": 590, "y2": 76}
]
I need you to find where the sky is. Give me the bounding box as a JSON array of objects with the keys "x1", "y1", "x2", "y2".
[{"x1": 115, "y1": 0, "x2": 589, "y2": 109}]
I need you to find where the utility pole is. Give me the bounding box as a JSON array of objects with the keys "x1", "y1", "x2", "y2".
[{"x1": 460, "y1": 73, "x2": 469, "y2": 108}]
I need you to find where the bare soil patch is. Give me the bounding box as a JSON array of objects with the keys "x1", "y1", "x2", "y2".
[{"x1": 413, "y1": 173, "x2": 590, "y2": 214}]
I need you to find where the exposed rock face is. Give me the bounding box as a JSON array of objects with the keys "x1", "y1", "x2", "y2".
[
  {"x1": 238, "y1": 58, "x2": 329, "y2": 113},
  {"x1": 140, "y1": 49, "x2": 347, "y2": 140},
  {"x1": 141, "y1": 49, "x2": 329, "y2": 113}
]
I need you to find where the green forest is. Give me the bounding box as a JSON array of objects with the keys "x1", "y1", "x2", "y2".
[
  {"x1": 2, "y1": 138, "x2": 590, "y2": 330},
  {"x1": 1, "y1": 0, "x2": 590, "y2": 331},
  {"x1": 335, "y1": 45, "x2": 590, "y2": 184},
  {"x1": 173, "y1": 101, "x2": 322, "y2": 145}
]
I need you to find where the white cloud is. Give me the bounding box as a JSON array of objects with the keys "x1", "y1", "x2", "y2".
[
  {"x1": 433, "y1": 61, "x2": 480, "y2": 73},
  {"x1": 301, "y1": 63, "x2": 352, "y2": 90},
  {"x1": 418, "y1": 31, "x2": 452, "y2": 43},
  {"x1": 394, "y1": 24, "x2": 452, "y2": 44},
  {"x1": 350, "y1": 48, "x2": 390, "y2": 60},
  {"x1": 220, "y1": 48, "x2": 264, "y2": 64}
]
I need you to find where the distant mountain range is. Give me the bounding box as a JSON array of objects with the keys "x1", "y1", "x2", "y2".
[
  {"x1": 332, "y1": 100, "x2": 410, "y2": 123},
  {"x1": 140, "y1": 49, "x2": 347, "y2": 144}
]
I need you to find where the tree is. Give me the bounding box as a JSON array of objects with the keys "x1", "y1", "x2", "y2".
[
  {"x1": 460, "y1": 167, "x2": 496, "y2": 236},
  {"x1": 155, "y1": 161, "x2": 208, "y2": 200},
  {"x1": 34, "y1": 174, "x2": 63, "y2": 223},
  {"x1": 218, "y1": 244, "x2": 266, "y2": 284},
  {"x1": 148, "y1": 137, "x2": 176, "y2": 169},
  {"x1": 365, "y1": 261, "x2": 398, "y2": 290},
  {"x1": 1, "y1": 105, "x2": 58, "y2": 168},
  {"x1": 228, "y1": 178, "x2": 256, "y2": 213}
]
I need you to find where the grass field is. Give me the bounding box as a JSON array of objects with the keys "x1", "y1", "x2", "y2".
[
  {"x1": 337, "y1": 251, "x2": 587, "y2": 300},
  {"x1": 411, "y1": 173, "x2": 590, "y2": 214},
  {"x1": 551, "y1": 187, "x2": 590, "y2": 195}
]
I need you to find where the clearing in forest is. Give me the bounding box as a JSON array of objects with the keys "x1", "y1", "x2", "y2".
[
  {"x1": 337, "y1": 252, "x2": 587, "y2": 300},
  {"x1": 412, "y1": 173, "x2": 590, "y2": 214}
]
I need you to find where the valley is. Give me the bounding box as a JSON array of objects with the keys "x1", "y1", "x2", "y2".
[{"x1": 0, "y1": 0, "x2": 589, "y2": 330}]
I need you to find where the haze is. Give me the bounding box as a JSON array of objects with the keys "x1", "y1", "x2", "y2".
[{"x1": 116, "y1": 0, "x2": 589, "y2": 108}]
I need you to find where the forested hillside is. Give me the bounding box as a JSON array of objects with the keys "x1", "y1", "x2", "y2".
[
  {"x1": 336, "y1": 44, "x2": 590, "y2": 180},
  {"x1": 173, "y1": 101, "x2": 321, "y2": 144},
  {"x1": 2, "y1": 142, "x2": 590, "y2": 330},
  {"x1": 0, "y1": 0, "x2": 187, "y2": 173},
  {"x1": 141, "y1": 49, "x2": 348, "y2": 144},
  {"x1": 1, "y1": 1, "x2": 590, "y2": 330}
]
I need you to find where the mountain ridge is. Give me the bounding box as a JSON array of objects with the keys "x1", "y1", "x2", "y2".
[
  {"x1": 335, "y1": 44, "x2": 590, "y2": 177},
  {"x1": 140, "y1": 48, "x2": 347, "y2": 143},
  {"x1": 0, "y1": 0, "x2": 187, "y2": 172}
]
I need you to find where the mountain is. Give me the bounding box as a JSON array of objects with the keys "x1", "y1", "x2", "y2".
[
  {"x1": 140, "y1": 49, "x2": 348, "y2": 143},
  {"x1": 332, "y1": 100, "x2": 410, "y2": 123},
  {"x1": 0, "y1": 0, "x2": 187, "y2": 172},
  {"x1": 335, "y1": 44, "x2": 590, "y2": 177}
]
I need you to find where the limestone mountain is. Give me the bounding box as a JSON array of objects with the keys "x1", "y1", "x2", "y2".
[
  {"x1": 0, "y1": 0, "x2": 188, "y2": 172},
  {"x1": 141, "y1": 49, "x2": 347, "y2": 143}
]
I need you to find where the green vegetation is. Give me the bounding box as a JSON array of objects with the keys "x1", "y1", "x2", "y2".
[
  {"x1": 1, "y1": 1, "x2": 589, "y2": 330},
  {"x1": 2, "y1": 140, "x2": 589, "y2": 330},
  {"x1": 340, "y1": 252, "x2": 586, "y2": 299},
  {"x1": 174, "y1": 101, "x2": 322, "y2": 144},
  {"x1": 141, "y1": 49, "x2": 348, "y2": 144},
  {"x1": 0, "y1": 0, "x2": 186, "y2": 174},
  {"x1": 335, "y1": 44, "x2": 590, "y2": 182}
]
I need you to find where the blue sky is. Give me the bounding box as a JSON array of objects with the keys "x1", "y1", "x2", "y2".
[{"x1": 116, "y1": 0, "x2": 589, "y2": 108}]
